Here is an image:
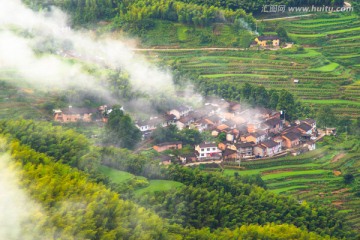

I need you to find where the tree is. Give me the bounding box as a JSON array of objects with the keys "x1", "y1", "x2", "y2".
[
  {"x1": 180, "y1": 128, "x2": 203, "y2": 145},
  {"x1": 353, "y1": 0, "x2": 360, "y2": 15},
  {"x1": 105, "y1": 107, "x2": 141, "y2": 149},
  {"x1": 277, "y1": 90, "x2": 297, "y2": 121},
  {"x1": 344, "y1": 173, "x2": 355, "y2": 184},
  {"x1": 151, "y1": 125, "x2": 179, "y2": 144},
  {"x1": 276, "y1": 26, "x2": 289, "y2": 42},
  {"x1": 269, "y1": 90, "x2": 279, "y2": 109},
  {"x1": 317, "y1": 106, "x2": 337, "y2": 128},
  {"x1": 217, "y1": 132, "x2": 227, "y2": 142}
]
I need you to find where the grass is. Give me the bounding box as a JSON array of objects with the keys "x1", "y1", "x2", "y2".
[
  {"x1": 99, "y1": 165, "x2": 137, "y2": 184},
  {"x1": 310, "y1": 62, "x2": 339, "y2": 72},
  {"x1": 134, "y1": 180, "x2": 184, "y2": 196},
  {"x1": 301, "y1": 99, "x2": 360, "y2": 107},
  {"x1": 223, "y1": 163, "x2": 322, "y2": 176},
  {"x1": 261, "y1": 169, "x2": 330, "y2": 180},
  {"x1": 270, "y1": 186, "x2": 309, "y2": 194}
]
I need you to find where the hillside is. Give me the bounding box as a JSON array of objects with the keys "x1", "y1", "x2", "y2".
[{"x1": 1, "y1": 0, "x2": 360, "y2": 239}]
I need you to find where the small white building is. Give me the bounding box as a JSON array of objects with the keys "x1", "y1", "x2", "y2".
[{"x1": 195, "y1": 143, "x2": 222, "y2": 160}]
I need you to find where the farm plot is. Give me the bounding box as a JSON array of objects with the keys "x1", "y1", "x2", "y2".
[
  {"x1": 280, "y1": 13, "x2": 360, "y2": 75},
  {"x1": 148, "y1": 48, "x2": 355, "y2": 111},
  {"x1": 221, "y1": 145, "x2": 360, "y2": 231}
]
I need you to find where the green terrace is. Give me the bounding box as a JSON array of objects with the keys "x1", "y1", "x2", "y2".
[
  {"x1": 200, "y1": 141, "x2": 360, "y2": 231},
  {"x1": 144, "y1": 47, "x2": 360, "y2": 117},
  {"x1": 279, "y1": 13, "x2": 360, "y2": 74}
]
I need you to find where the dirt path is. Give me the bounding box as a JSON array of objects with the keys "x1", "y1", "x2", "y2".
[
  {"x1": 258, "y1": 14, "x2": 314, "y2": 22},
  {"x1": 332, "y1": 188, "x2": 349, "y2": 195},
  {"x1": 331, "y1": 152, "x2": 346, "y2": 163},
  {"x1": 185, "y1": 160, "x2": 222, "y2": 166},
  {"x1": 132, "y1": 47, "x2": 247, "y2": 51},
  {"x1": 262, "y1": 169, "x2": 293, "y2": 175}
]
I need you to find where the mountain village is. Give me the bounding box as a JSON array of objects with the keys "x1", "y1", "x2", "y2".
[{"x1": 53, "y1": 97, "x2": 329, "y2": 166}]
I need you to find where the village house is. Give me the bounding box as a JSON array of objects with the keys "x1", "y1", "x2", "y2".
[
  {"x1": 241, "y1": 131, "x2": 267, "y2": 144},
  {"x1": 226, "y1": 129, "x2": 239, "y2": 142},
  {"x1": 296, "y1": 122, "x2": 313, "y2": 135},
  {"x1": 227, "y1": 101, "x2": 242, "y2": 112},
  {"x1": 254, "y1": 140, "x2": 281, "y2": 158},
  {"x1": 218, "y1": 141, "x2": 234, "y2": 151},
  {"x1": 263, "y1": 117, "x2": 283, "y2": 134},
  {"x1": 163, "y1": 113, "x2": 177, "y2": 126},
  {"x1": 169, "y1": 106, "x2": 192, "y2": 119},
  {"x1": 153, "y1": 141, "x2": 183, "y2": 152},
  {"x1": 176, "y1": 115, "x2": 195, "y2": 130},
  {"x1": 195, "y1": 143, "x2": 222, "y2": 160},
  {"x1": 194, "y1": 119, "x2": 209, "y2": 132},
  {"x1": 304, "y1": 141, "x2": 316, "y2": 151},
  {"x1": 282, "y1": 132, "x2": 301, "y2": 148},
  {"x1": 304, "y1": 119, "x2": 316, "y2": 129},
  {"x1": 247, "y1": 120, "x2": 262, "y2": 133},
  {"x1": 136, "y1": 117, "x2": 163, "y2": 132},
  {"x1": 204, "y1": 114, "x2": 224, "y2": 126},
  {"x1": 178, "y1": 152, "x2": 198, "y2": 164},
  {"x1": 256, "y1": 107, "x2": 281, "y2": 120},
  {"x1": 53, "y1": 107, "x2": 98, "y2": 123},
  {"x1": 223, "y1": 148, "x2": 238, "y2": 161},
  {"x1": 254, "y1": 36, "x2": 280, "y2": 47},
  {"x1": 203, "y1": 103, "x2": 220, "y2": 115},
  {"x1": 325, "y1": 127, "x2": 337, "y2": 136},
  {"x1": 233, "y1": 142, "x2": 254, "y2": 158},
  {"x1": 156, "y1": 155, "x2": 172, "y2": 165}
]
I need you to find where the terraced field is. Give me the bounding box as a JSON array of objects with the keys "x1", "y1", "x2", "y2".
[
  {"x1": 141, "y1": 13, "x2": 360, "y2": 118},
  {"x1": 220, "y1": 141, "x2": 360, "y2": 231},
  {"x1": 144, "y1": 47, "x2": 360, "y2": 117},
  {"x1": 275, "y1": 13, "x2": 360, "y2": 116},
  {"x1": 0, "y1": 70, "x2": 49, "y2": 120}
]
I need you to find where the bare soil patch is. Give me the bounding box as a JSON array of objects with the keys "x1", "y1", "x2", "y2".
[
  {"x1": 262, "y1": 169, "x2": 293, "y2": 175},
  {"x1": 331, "y1": 152, "x2": 346, "y2": 163},
  {"x1": 332, "y1": 188, "x2": 349, "y2": 195}
]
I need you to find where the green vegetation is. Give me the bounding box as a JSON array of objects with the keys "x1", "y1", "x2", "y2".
[
  {"x1": 2, "y1": 1, "x2": 360, "y2": 238},
  {"x1": 219, "y1": 134, "x2": 360, "y2": 232},
  {"x1": 99, "y1": 165, "x2": 136, "y2": 184},
  {"x1": 1, "y1": 120, "x2": 357, "y2": 238},
  {"x1": 134, "y1": 180, "x2": 184, "y2": 195},
  {"x1": 104, "y1": 107, "x2": 141, "y2": 149}
]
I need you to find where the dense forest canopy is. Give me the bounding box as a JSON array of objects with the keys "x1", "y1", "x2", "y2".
[{"x1": 24, "y1": 0, "x2": 345, "y2": 28}]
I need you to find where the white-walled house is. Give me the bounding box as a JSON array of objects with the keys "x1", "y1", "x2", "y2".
[{"x1": 195, "y1": 143, "x2": 222, "y2": 160}]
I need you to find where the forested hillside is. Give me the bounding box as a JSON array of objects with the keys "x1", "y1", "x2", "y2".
[{"x1": 0, "y1": 120, "x2": 358, "y2": 239}]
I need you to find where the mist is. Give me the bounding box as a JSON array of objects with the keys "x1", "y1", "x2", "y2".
[
  {"x1": 0, "y1": 0, "x2": 176, "y2": 106},
  {"x1": 0, "y1": 151, "x2": 48, "y2": 240}
]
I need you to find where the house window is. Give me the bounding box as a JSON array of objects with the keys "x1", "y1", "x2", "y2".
[
  {"x1": 201, "y1": 149, "x2": 204, "y2": 152},
  {"x1": 212, "y1": 148, "x2": 216, "y2": 150},
  {"x1": 207, "y1": 148, "x2": 210, "y2": 151},
  {"x1": 201, "y1": 153, "x2": 204, "y2": 157}
]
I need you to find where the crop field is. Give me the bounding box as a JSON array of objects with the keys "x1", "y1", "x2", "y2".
[
  {"x1": 140, "y1": 13, "x2": 360, "y2": 118},
  {"x1": 281, "y1": 13, "x2": 360, "y2": 71},
  {"x1": 0, "y1": 72, "x2": 49, "y2": 120},
  {"x1": 144, "y1": 45, "x2": 360, "y2": 118},
  {"x1": 219, "y1": 141, "x2": 360, "y2": 231}
]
